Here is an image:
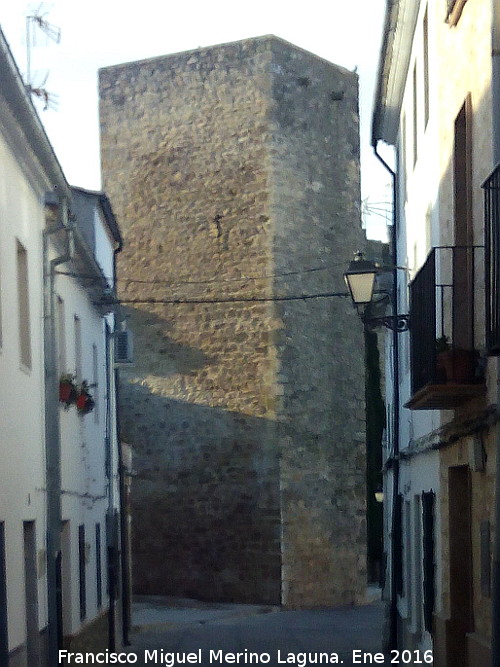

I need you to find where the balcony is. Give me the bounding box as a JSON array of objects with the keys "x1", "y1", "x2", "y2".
[
  {"x1": 405, "y1": 246, "x2": 485, "y2": 410},
  {"x1": 483, "y1": 164, "x2": 500, "y2": 354}
]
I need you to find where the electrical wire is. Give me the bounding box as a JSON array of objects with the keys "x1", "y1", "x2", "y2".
[
  {"x1": 117, "y1": 291, "x2": 349, "y2": 305},
  {"x1": 55, "y1": 259, "x2": 348, "y2": 287}
]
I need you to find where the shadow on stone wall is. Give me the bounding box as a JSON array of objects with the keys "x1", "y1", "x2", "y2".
[
  {"x1": 123, "y1": 306, "x2": 213, "y2": 378},
  {"x1": 119, "y1": 310, "x2": 282, "y2": 603}
]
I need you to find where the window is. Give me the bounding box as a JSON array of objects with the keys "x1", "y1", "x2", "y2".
[
  {"x1": 92, "y1": 344, "x2": 99, "y2": 423},
  {"x1": 96, "y1": 523, "x2": 102, "y2": 608},
  {"x1": 453, "y1": 95, "x2": 474, "y2": 351},
  {"x1": 0, "y1": 523, "x2": 7, "y2": 664},
  {"x1": 403, "y1": 501, "x2": 411, "y2": 604},
  {"x1": 78, "y1": 525, "x2": 86, "y2": 621},
  {"x1": 17, "y1": 240, "x2": 31, "y2": 369},
  {"x1": 423, "y1": 6, "x2": 429, "y2": 128},
  {"x1": 74, "y1": 316, "x2": 82, "y2": 380},
  {"x1": 0, "y1": 246, "x2": 3, "y2": 349},
  {"x1": 425, "y1": 206, "x2": 432, "y2": 256},
  {"x1": 447, "y1": 0, "x2": 468, "y2": 25},
  {"x1": 399, "y1": 113, "x2": 407, "y2": 203},
  {"x1": 413, "y1": 496, "x2": 424, "y2": 633},
  {"x1": 57, "y1": 296, "x2": 66, "y2": 375},
  {"x1": 422, "y1": 492, "x2": 436, "y2": 633},
  {"x1": 412, "y1": 63, "x2": 418, "y2": 167},
  {"x1": 395, "y1": 494, "x2": 404, "y2": 595}
]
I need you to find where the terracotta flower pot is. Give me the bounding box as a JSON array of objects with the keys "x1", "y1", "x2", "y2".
[
  {"x1": 76, "y1": 392, "x2": 95, "y2": 414},
  {"x1": 437, "y1": 349, "x2": 476, "y2": 383},
  {"x1": 76, "y1": 394, "x2": 87, "y2": 410},
  {"x1": 59, "y1": 382, "x2": 75, "y2": 404}
]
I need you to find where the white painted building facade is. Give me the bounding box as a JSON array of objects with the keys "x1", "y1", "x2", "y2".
[
  {"x1": 373, "y1": 1, "x2": 500, "y2": 665},
  {"x1": 0, "y1": 26, "x2": 124, "y2": 666}
]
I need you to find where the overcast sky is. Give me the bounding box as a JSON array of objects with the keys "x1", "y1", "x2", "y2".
[{"x1": 0, "y1": 0, "x2": 391, "y2": 240}]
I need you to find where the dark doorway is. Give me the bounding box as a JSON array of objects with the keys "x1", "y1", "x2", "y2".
[
  {"x1": 0, "y1": 523, "x2": 8, "y2": 666},
  {"x1": 448, "y1": 466, "x2": 473, "y2": 667},
  {"x1": 23, "y1": 521, "x2": 40, "y2": 665}
]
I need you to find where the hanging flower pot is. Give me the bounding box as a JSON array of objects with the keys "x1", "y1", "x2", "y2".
[
  {"x1": 59, "y1": 374, "x2": 77, "y2": 408},
  {"x1": 76, "y1": 381, "x2": 95, "y2": 415}
]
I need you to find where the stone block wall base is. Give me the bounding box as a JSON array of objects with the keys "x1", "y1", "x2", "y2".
[
  {"x1": 399, "y1": 617, "x2": 420, "y2": 651},
  {"x1": 64, "y1": 610, "x2": 112, "y2": 654},
  {"x1": 432, "y1": 614, "x2": 447, "y2": 667},
  {"x1": 466, "y1": 632, "x2": 490, "y2": 667},
  {"x1": 7, "y1": 627, "x2": 48, "y2": 667},
  {"x1": 7, "y1": 642, "x2": 26, "y2": 667},
  {"x1": 433, "y1": 613, "x2": 482, "y2": 667}
]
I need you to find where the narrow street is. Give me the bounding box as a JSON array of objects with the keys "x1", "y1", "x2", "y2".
[{"x1": 124, "y1": 591, "x2": 393, "y2": 666}]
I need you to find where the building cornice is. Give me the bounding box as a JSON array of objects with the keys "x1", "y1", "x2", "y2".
[
  {"x1": 71, "y1": 186, "x2": 123, "y2": 248},
  {"x1": 372, "y1": 0, "x2": 421, "y2": 146},
  {"x1": 0, "y1": 27, "x2": 70, "y2": 198}
]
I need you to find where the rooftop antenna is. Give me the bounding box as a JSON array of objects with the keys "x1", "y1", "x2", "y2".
[{"x1": 26, "y1": 3, "x2": 61, "y2": 110}]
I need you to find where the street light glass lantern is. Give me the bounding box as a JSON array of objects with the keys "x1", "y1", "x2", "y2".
[
  {"x1": 343, "y1": 253, "x2": 379, "y2": 306},
  {"x1": 374, "y1": 486, "x2": 384, "y2": 503}
]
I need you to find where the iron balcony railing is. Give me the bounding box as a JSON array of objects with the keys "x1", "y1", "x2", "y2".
[
  {"x1": 410, "y1": 245, "x2": 484, "y2": 395},
  {"x1": 483, "y1": 164, "x2": 500, "y2": 354}
]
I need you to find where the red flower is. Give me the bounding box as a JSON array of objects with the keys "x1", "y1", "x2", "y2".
[{"x1": 76, "y1": 394, "x2": 87, "y2": 410}]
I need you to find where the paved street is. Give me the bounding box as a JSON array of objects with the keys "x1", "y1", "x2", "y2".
[{"x1": 124, "y1": 592, "x2": 396, "y2": 666}]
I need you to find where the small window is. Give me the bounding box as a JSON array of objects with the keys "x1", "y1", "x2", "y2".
[
  {"x1": 0, "y1": 246, "x2": 3, "y2": 350},
  {"x1": 96, "y1": 523, "x2": 102, "y2": 608},
  {"x1": 423, "y1": 6, "x2": 430, "y2": 128},
  {"x1": 400, "y1": 114, "x2": 407, "y2": 203},
  {"x1": 0, "y1": 523, "x2": 7, "y2": 662},
  {"x1": 92, "y1": 344, "x2": 99, "y2": 424},
  {"x1": 17, "y1": 240, "x2": 31, "y2": 369},
  {"x1": 78, "y1": 525, "x2": 86, "y2": 621},
  {"x1": 74, "y1": 316, "x2": 82, "y2": 380},
  {"x1": 412, "y1": 63, "x2": 418, "y2": 167},
  {"x1": 425, "y1": 206, "x2": 432, "y2": 256},
  {"x1": 446, "y1": 0, "x2": 468, "y2": 25},
  {"x1": 57, "y1": 296, "x2": 66, "y2": 375}
]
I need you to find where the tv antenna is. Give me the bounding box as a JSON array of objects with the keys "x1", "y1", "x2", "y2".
[{"x1": 25, "y1": 4, "x2": 61, "y2": 110}]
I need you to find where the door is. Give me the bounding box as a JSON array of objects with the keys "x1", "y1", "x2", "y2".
[
  {"x1": 0, "y1": 523, "x2": 8, "y2": 666},
  {"x1": 23, "y1": 521, "x2": 40, "y2": 666},
  {"x1": 448, "y1": 467, "x2": 473, "y2": 667},
  {"x1": 60, "y1": 521, "x2": 72, "y2": 638},
  {"x1": 453, "y1": 96, "x2": 474, "y2": 352}
]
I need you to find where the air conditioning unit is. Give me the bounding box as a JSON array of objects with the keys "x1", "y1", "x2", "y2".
[{"x1": 115, "y1": 330, "x2": 134, "y2": 364}]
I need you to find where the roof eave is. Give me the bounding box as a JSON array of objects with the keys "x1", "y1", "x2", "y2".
[
  {"x1": 372, "y1": 0, "x2": 421, "y2": 147},
  {"x1": 0, "y1": 27, "x2": 70, "y2": 198},
  {"x1": 70, "y1": 186, "x2": 123, "y2": 248}
]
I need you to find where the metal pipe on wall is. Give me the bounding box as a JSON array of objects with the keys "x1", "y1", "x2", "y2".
[
  {"x1": 373, "y1": 144, "x2": 400, "y2": 652},
  {"x1": 43, "y1": 200, "x2": 73, "y2": 666},
  {"x1": 490, "y1": 0, "x2": 500, "y2": 663}
]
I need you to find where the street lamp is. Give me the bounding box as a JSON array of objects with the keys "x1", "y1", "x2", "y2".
[
  {"x1": 344, "y1": 251, "x2": 379, "y2": 308},
  {"x1": 344, "y1": 249, "x2": 409, "y2": 652},
  {"x1": 343, "y1": 252, "x2": 410, "y2": 332},
  {"x1": 374, "y1": 485, "x2": 384, "y2": 503}
]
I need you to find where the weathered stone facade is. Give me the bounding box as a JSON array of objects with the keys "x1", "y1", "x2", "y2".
[{"x1": 99, "y1": 35, "x2": 366, "y2": 607}]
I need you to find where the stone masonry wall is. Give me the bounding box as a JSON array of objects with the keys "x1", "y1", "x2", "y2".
[
  {"x1": 267, "y1": 41, "x2": 365, "y2": 606},
  {"x1": 99, "y1": 36, "x2": 365, "y2": 606}
]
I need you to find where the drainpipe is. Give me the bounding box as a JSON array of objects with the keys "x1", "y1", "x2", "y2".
[
  {"x1": 43, "y1": 198, "x2": 74, "y2": 666},
  {"x1": 105, "y1": 322, "x2": 117, "y2": 652},
  {"x1": 373, "y1": 144, "x2": 400, "y2": 652},
  {"x1": 491, "y1": 1, "x2": 500, "y2": 664},
  {"x1": 111, "y1": 240, "x2": 131, "y2": 647},
  {"x1": 116, "y1": 364, "x2": 131, "y2": 646}
]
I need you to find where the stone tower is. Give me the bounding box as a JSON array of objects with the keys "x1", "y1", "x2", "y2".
[{"x1": 99, "y1": 35, "x2": 366, "y2": 608}]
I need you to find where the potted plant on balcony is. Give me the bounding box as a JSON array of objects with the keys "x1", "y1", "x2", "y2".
[
  {"x1": 76, "y1": 380, "x2": 95, "y2": 415},
  {"x1": 59, "y1": 373, "x2": 77, "y2": 407},
  {"x1": 435, "y1": 336, "x2": 476, "y2": 383}
]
